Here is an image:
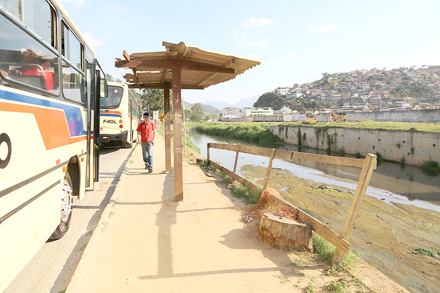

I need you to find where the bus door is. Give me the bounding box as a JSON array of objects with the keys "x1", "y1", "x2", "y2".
[
  {"x1": 130, "y1": 98, "x2": 133, "y2": 142},
  {"x1": 85, "y1": 60, "x2": 105, "y2": 189},
  {"x1": 85, "y1": 63, "x2": 94, "y2": 190}
]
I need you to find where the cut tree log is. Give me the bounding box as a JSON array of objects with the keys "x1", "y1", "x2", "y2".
[{"x1": 258, "y1": 213, "x2": 313, "y2": 252}]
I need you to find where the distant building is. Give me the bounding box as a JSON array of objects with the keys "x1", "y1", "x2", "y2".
[
  {"x1": 274, "y1": 87, "x2": 290, "y2": 95},
  {"x1": 244, "y1": 107, "x2": 274, "y2": 116},
  {"x1": 222, "y1": 107, "x2": 241, "y2": 119},
  {"x1": 371, "y1": 95, "x2": 382, "y2": 108}
]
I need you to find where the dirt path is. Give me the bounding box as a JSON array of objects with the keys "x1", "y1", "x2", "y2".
[
  {"x1": 241, "y1": 165, "x2": 440, "y2": 293},
  {"x1": 67, "y1": 134, "x2": 409, "y2": 292}
]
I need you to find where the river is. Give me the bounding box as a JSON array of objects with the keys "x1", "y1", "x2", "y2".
[{"x1": 188, "y1": 129, "x2": 440, "y2": 213}]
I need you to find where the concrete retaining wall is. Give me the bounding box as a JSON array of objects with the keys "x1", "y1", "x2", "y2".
[
  {"x1": 270, "y1": 125, "x2": 440, "y2": 166},
  {"x1": 347, "y1": 109, "x2": 440, "y2": 122}
]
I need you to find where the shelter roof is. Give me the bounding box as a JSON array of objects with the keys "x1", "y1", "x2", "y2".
[{"x1": 115, "y1": 42, "x2": 261, "y2": 89}]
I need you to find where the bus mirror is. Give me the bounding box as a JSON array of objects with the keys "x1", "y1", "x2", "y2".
[{"x1": 100, "y1": 79, "x2": 108, "y2": 98}]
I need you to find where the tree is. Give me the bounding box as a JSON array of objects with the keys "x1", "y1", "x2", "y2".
[
  {"x1": 253, "y1": 92, "x2": 285, "y2": 110},
  {"x1": 184, "y1": 109, "x2": 191, "y2": 121},
  {"x1": 105, "y1": 73, "x2": 123, "y2": 83},
  {"x1": 140, "y1": 89, "x2": 166, "y2": 112},
  {"x1": 191, "y1": 103, "x2": 204, "y2": 122}
]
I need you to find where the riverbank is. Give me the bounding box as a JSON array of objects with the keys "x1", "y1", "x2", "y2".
[
  {"x1": 190, "y1": 121, "x2": 440, "y2": 172},
  {"x1": 239, "y1": 165, "x2": 440, "y2": 293}
]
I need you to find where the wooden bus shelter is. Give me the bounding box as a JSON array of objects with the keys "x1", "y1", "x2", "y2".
[{"x1": 115, "y1": 41, "x2": 260, "y2": 201}]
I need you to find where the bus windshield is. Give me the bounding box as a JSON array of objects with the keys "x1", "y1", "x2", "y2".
[{"x1": 101, "y1": 85, "x2": 123, "y2": 108}]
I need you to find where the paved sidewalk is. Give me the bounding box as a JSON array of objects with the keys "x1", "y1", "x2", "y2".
[{"x1": 66, "y1": 133, "x2": 299, "y2": 293}]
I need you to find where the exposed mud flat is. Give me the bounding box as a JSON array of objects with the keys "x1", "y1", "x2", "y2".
[{"x1": 241, "y1": 165, "x2": 440, "y2": 293}]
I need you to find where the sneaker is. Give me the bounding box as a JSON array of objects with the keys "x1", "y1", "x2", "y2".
[
  {"x1": 145, "y1": 165, "x2": 148, "y2": 169},
  {"x1": 149, "y1": 169, "x2": 153, "y2": 173}
]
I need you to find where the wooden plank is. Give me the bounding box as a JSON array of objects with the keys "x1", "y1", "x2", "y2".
[
  {"x1": 209, "y1": 143, "x2": 366, "y2": 168},
  {"x1": 209, "y1": 143, "x2": 272, "y2": 157},
  {"x1": 289, "y1": 152, "x2": 365, "y2": 169},
  {"x1": 123, "y1": 50, "x2": 130, "y2": 61},
  {"x1": 263, "y1": 191, "x2": 350, "y2": 254},
  {"x1": 332, "y1": 154, "x2": 377, "y2": 263},
  {"x1": 172, "y1": 68, "x2": 183, "y2": 202},
  {"x1": 274, "y1": 149, "x2": 291, "y2": 161},
  {"x1": 164, "y1": 83, "x2": 171, "y2": 173},
  {"x1": 209, "y1": 160, "x2": 262, "y2": 195},
  {"x1": 263, "y1": 149, "x2": 276, "y2": 190}
]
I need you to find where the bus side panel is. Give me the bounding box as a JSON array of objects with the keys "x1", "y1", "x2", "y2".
[{"x1": 0, "y1": 88, "x2": 87, "y2": 290}]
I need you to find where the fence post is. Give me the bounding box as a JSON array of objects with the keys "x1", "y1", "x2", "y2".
[
  {"x1": 207, "y1": 143, "x2": 210, "y2": 165},
  {"x1": 331, "y1": 154, "x2": 377, "y2": 264},
  {"x1": 263, "y1": 148, "x2": 276, "y2": 190},
  {"x1": 233, "y1": 143, "x2": 240, "y2": 173}
]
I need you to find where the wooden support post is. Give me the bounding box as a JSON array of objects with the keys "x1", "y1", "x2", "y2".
[
  {"x1": 233, "y1": 143, "x2": 240, "y2": 173},
  {"x1": 331, "y1": 154, "x2": 377, "y2": 264},
  {"x1": 164, "y1": 82, "x2": 171, "y2": 173},
  {"x1": 172, "y1": 68, "x2": 183, "y2": 202},
  {"x1": 263, "y1": 148, "x2": 276, "y2": 190},
  {"x1": 207, "y1": 143, "x2": 210, "y2": 164}
]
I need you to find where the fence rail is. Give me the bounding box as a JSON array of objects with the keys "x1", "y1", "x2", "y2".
[{"x1": 207, "y1": 143, "x2": 377, "y2": 264}]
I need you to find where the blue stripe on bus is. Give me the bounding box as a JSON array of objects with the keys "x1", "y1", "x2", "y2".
[
  {"x1": 101, "y1": 113, "x2": 122, "y2": 118},
  {"x1": 0, "y1": 90, "x2": 85, "y2": 137}
]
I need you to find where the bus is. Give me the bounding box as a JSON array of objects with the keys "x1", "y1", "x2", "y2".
[
  {"x1": 0, "y1": 0, "x2": 107, "y2": 290},
  {"x1": 100, "y1": 82, "x2": 141, "y2": 148}
]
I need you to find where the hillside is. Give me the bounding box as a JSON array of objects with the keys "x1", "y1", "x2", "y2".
[{"x1": 184, "y1": 102, "x2": 221, "y2": 115}]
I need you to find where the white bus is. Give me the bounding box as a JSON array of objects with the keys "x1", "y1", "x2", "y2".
[
  {"x1": 0, "y1": 0, "x2": 107, "y2": 290},
  {"x1": 100, "y1": 82, "x2": 141, "y2": 148}
]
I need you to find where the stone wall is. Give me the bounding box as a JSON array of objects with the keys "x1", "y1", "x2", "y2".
[
  {"x1": 347, "y1": 109, "x2": 440, "y2": 122},
  {"x1": 270, "y1": 125, "x2": 440, "y2": 166}
]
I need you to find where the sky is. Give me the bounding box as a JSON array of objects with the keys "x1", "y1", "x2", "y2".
[{"x1": 59, "y1": 0, "x2": 440, "y2": 105}]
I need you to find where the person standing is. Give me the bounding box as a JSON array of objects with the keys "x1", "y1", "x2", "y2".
[{"x1": 137, "y1": 112, "x2": 156, "y2": 173}]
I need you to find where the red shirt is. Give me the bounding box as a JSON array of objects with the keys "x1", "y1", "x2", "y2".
[{"x1": 137, "y1": 121, "x2": 156, "y2": 142}]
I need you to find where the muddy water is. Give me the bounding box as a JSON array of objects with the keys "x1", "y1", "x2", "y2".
[
  {"x1": 189, "y1": 130, "x2": 440, "y2": 293},
  {"x1": 189, "y1": 130, "x2": 440, "y2": 213}
]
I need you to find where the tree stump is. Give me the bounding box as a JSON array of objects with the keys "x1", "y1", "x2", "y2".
[{"x1": 258, "y1": 213, "x2": 313, "y2": 252}]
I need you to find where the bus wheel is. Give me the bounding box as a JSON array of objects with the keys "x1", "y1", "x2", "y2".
[{"x1": 50, "y1": 171, "x2": 73, "y2": 240}]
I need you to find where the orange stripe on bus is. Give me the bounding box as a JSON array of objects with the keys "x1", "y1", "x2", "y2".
[{"x1": 0, "y1": 102, "x2": 86, "y2": 150}]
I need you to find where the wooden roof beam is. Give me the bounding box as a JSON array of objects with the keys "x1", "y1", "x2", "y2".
[
  {"x1": 128, "y1": 83, "x2": 204, "y2": 90},
  {"x1": 121, "y1": 59, "x2": 235, "y2": 74},
  {"x1": 197, "y1": 58, "x2": 235, "y2": 86}
]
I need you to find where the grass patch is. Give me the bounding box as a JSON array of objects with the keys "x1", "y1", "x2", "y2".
[
  {"x1": 278, "y1": 120, "x2": 440, "y2": 133},
  {"x1": 230, "y1": 182, "x2": 260, "y2": 204},
  {"x1": 325, "y1": 278, "x2": 349, "y2": 292},
  {"x1": 413, "y1": 247, "x2": 438, "y2": 257},
  {"x1": 312, "y1": 234, "x2": 336, "y2": 263},
  {"x1": 313, "y1": 234, "x2": 358, "y2": 270},
  {"x1": 305, "y1": 282, "x2": 315, "y2": 292}
]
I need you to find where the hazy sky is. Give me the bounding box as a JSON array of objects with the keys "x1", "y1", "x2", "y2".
[{"x1": 60, "y1": 0, "x2": 440, "y2": 104}]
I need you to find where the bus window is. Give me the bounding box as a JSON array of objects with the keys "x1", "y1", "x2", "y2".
[
  {"x1": 62, "y1": 62, "x2": 85, "y2": 103},
  {"x1": 0, "y1": 13, "x2": 59, "y2": 93},
  {"x1": 0, "y1": 0, "x2": 20, "y2": 19},
  {"x1": 0, "y1": 0, "x2": 54, "y2": 46},
  {"x1": 101, "y1": 85, "x2": 123, "y2": 108},
  {"x1": 62, "y1": 22, "x2": 83, "y2": 71}
]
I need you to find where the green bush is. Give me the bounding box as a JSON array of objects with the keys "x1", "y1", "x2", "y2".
[
  {"x1": 194, "y1": 123, "x2": 283, "y2": 145},
  {"x1": 420, "y1": 160, "x2": 440, "y2": 176}
]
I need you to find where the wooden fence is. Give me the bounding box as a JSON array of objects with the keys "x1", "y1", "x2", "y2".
[{"x1": 207, "y1": 143, "x2": 377, "y2": 264}]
